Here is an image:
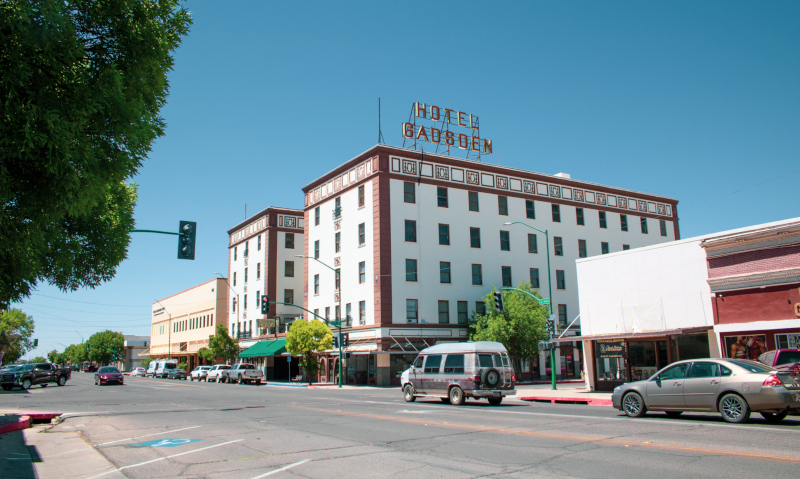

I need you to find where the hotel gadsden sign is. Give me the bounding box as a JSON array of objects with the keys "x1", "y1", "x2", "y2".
[{"x1": 402, "y1": 102, "x2": 493, "y2": 159}]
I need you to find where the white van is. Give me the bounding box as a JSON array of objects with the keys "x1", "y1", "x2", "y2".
[
  {"x1": 155, "y1": 359, "x2": 178, "y2": 379},
  {"x1": 146, "y1": 361, "x2": 158, "y2": 378},
  {"x1": 401, "y1": 341, "x2": 515, "y2": 406}
]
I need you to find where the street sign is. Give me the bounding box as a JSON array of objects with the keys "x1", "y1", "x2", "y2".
[
  {"x1": 330, "y1": 321, "x2": 342, "y2": 327},
  {"x1": 539, "y1": 298, "x2": 550, "y2": 305},
  {"x1": 130, "y1": 438, "x2": 202, "y2": 448}
]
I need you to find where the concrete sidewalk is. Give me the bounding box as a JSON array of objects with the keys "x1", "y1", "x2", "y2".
[{"x1": 511, "y1": 383, "x2": 613, "y2": 406}]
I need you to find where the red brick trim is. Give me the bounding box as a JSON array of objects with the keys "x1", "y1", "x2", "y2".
[
  {"x1": 303, "y1": 208, "x2": 310, "y2": 320},
  {"x1": 267, "y1": 227, "x2": 278, "y2": 318},
  {"x1": 672, "y1": 203, "x2": 681, "y2": 240},
  {"x1": 373, "y1": 154, "x2": 393, "y2": 326}
]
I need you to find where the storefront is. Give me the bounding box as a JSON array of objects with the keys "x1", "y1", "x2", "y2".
[{"x1": 238, "y1": 339, "x2": 299, "y2": 380}]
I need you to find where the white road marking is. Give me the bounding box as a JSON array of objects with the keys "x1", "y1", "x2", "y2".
[
  {"x1": 95, "y1": 425, "x2": 202, "y2": 446},
  {"x1": 398, "y1": 410, "x2": 434, "y2": 414},
  {"x1": 249, "y1": 459, "x2": 311, "y2": 478}
]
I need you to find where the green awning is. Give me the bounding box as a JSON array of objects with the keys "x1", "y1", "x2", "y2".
[{"x1": 239, "y1": 339, "x2": 287, "y2": 358}]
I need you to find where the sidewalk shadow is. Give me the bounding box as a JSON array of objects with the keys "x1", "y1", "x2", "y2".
[{"x1": 0, "y1": 428, "x2": 39, "y2": 479}]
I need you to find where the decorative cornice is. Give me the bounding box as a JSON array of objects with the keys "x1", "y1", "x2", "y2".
[
  {"x1": 703, "y1": 223, "x2": 800, "y2": 258},
  {"x1": 707, "y1": 268, "x2": 800, "y2": 293}
]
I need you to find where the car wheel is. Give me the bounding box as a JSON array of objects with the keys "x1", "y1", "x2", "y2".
[
  {"x1": 255, "y1": 379, "x2": 262, "y2": 385},
  {"x1": 2, "y1": 385, "x2": 11, "y2": 391},
  {"x1": 449, "y1": 386, "x2": 465, "y2": 406},
  {"x1": 665, "y1": 411, "x2": 682, "y2": 418},
  {"x1": 488, "y1": 397, "x2": 503, "y2": 406},
  {"x1": 22, "y1": 379, "x2": 32, "y2": 390},
  {"x1": 622, "y1": 392, "x2": 646, "y2": 418},
  {"x1": 190, "y1": 377, "x2": 194, "y2": 381},
  {"x1": 760, "y1": 411, "x2": 788, "y2": 423},
  {"x1": 238, "y1": 375, "x2": 243, "y2": 384},
  {"x1": 403, "y1": 385, "x2": 416, "y2": 402},
  {"x1": 719, "y1": 393, "x2": 750, "y2": 424}
]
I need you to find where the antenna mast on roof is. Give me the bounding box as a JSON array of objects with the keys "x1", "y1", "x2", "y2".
[{"x1": 378, "y1": 98, "x2": 385, "y2": 145}]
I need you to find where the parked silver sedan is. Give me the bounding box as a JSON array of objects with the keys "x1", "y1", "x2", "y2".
[{"x1": 612, "y1": 358, "x2": 800, "y2": 423}]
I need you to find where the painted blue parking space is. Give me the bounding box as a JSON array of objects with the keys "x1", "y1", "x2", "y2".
[{"x1": 129, "y1": 438, "x2": 203, "y2": 448}]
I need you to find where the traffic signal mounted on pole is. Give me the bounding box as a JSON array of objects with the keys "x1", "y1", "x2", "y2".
[
  {"x1": 341, "y1": 333, "x2": 349, "y2": 347},
  {"x1": 332, "y1": 334, "x2": 339, "y2": 349},
  {"x1": 545, "y1": 319, "x2": 555, "y2": 335},
  {"x1": 494, "y1": 290, "x2": 504, "y2": 312},
  {"x1": 261, "y1": 295, "x2": 270, "y2": 314},
  {"x1": 177, "y1": 221, "x2": 197, "y2": 260}
]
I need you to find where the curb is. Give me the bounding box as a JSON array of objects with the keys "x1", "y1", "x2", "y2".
[
  {"x1": 518, "y1": 396, "x2": 613, "y2": 407},
  {"x1": 0, "y1": 415, "x2": 31, "y2": 436}
]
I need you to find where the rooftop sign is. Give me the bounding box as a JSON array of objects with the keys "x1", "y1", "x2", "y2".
[{"x1": 402, "y1": 102, "x2": 492, "y2": 160}]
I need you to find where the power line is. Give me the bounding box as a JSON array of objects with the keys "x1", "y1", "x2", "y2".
[{"x1": 681, "y1": 167, "x2": 800, "y2": 212}]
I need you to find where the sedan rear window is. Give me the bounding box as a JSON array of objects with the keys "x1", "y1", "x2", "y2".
[{"x1": 729, "y1": 360, "x2": 774, "y2": 373}]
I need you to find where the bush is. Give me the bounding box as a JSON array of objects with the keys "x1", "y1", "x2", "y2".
[
  {"x1": 141, "y1": 358, "x2": 151, "y2": 368},
  {"x1": 177, "y1": 362, "x2": 187, "y2": 371}
]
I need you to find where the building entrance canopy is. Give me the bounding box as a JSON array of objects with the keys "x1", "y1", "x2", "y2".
[{"x1": 239, "y1": 339, "x2": 287, "y2": 358}]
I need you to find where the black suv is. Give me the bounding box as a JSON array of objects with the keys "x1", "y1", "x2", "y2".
[{"x1": 1, "y1": 363, "x2": 71, "y2": 390}]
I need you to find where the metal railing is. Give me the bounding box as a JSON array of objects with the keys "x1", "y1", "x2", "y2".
[{"x1": 332, "y1": 207, "x2": 342, "y2": 220}]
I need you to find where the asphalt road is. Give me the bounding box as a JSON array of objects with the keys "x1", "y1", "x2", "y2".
[{"x1": 3, "y1": 372, "x2": 800, "y2": 478}]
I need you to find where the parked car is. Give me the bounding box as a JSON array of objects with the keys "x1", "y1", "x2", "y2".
[
  {"x1": 168, "y1": 368, "x2": 187, "y2": 380},
  {"x1": 206, "y1": 364, "x2": 231, "y2": 383},
  {"x1": 95, "y1": 366, "x2": 124, "y2": 386},
  {"x1": 146, "y1": 361, "x2": 158, "y2": 378},
  {"x1": 130, "y1": 367, "x2": 147, "y2": 377},
  {"x1": 401, "y1": 341, "x2": 516, "y2": 406},
  {"x1": 2, "y1": 363, "x2": 71, "y2": 390},
  {"x1": 83, "y1": 363, "x2": 97, "y2": 373},
  {"x1": 613, "y1": 358, "x2": 800, "y2": 423},
  {"x1": 190, "y1": 366, "x2": 212, "y2": 381},
  {"x1": 68, "y1": 364, "x2": 80, "y2": 372},
  {"x1": 155, "y1": 359, "x2": 178, "y2": 378},
  {"x1": 758, "y1": 349, "x2": 800, "y2": 370},
  {"x1": 225, "y1": 363, "x2": 263, "y2": 384}
]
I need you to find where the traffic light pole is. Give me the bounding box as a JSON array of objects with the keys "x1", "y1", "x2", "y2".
[{"x1": 504, "y1": 221, "x2": 557, "y2": 391}]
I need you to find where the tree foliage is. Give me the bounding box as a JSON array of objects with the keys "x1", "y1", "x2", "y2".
[
  {"x1": 0, "y1": 0, "x2": 192, "y2": 307},
  {"x1": 0, "y1": 308, "x2": 35, "y2": 365},
  {"x1": 140, "y1": 357, "x2": 151, "y2": 368},
  {"x1": 285, "y1": 320, "x2": 333, "y2": 385},
  {"x1": 47, "y1": 349, "x2": 67, "y2": 364},
  {"x1": 28, "y1": 356, "x2": 47, "y2": 363},
  {"x1": 197, "y1": 347, "x2": 215, "y2": 363},
  {"x1": 86, "y1": 330, "x2": 124, "y2": 365},
  {"x1": 207, "y1": 324, "x2": 238, "y2": 363},
  {"x1": 469, "y1": 281, "x2": 550, "y2": 372},
  {"x1": 64, "y1": 342, "x2": 87, "y2": 364}
]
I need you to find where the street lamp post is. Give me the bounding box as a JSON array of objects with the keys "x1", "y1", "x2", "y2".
[
  {"x1": 215, "y1": 272, "x2": 240, "y2": 361},
  {"x1": 504, "y1": 221, "x2": 557, "y2": 391},
  {"x1": 297, "y1": 254, "x2": 343, "y2": 388},
  {"x1": 154, "y1": 299, "x2": 172, "y2": 360}
]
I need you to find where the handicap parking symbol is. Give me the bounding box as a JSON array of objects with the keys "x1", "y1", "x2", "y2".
[{"x1": 130, "y1": 438, "x2": 202, "y2": 448}]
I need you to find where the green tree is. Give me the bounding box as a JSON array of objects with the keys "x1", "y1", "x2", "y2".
[
  {"x1": 29, "y1": 356, "x2": 47, "y2": 363},
  {"x1": 177, "y1": 361, "x2": 187, "y2": 371},
  {"x1": 0, "y1": 0, "x2": 192, "y2": 307},
  {"x1": 207, "y1": 324, "x2": 239, "y2": 363},
  {"x1": 47, "y1": 349, "x2": 66, "y2": 364},
  {"x1": 197, "y1": 347, "x2": 215, "y2": 363},
  {"x1": 469, "y1": 281, "x2": 549, "y2": 373},
  {"x1": 140, "y1": 358, "x2": 151, "y2": 368},
  {"x1": 285, "y1": 320, "x2": 333, "y2": 385},
  {"x1": 64, "y1": 343, "x2": 87, "y2": 364},
  {"x1": 0, "y1": 309, "x2": 35, "y2": 365},
  {"x1": 86, "y1": 330, "x2": 124, "y2": 365}
]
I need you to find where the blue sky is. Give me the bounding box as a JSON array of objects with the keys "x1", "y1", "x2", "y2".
[{"x1": 15, "y1": 1, "x2": 799, "y2": 359}]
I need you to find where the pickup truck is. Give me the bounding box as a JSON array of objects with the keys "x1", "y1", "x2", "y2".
[
  {"x1": 223, "y1": 363, "x2": 263, "y2": 385},
  {"x1": 758, "y1": 349, "x2": 800, "y2": 370},
  {"x1": 1, "y1": 362, "x2": 71, "y2": 390}
]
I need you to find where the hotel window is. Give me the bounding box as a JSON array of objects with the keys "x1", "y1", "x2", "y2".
[
  {"x1": 315, "y1": 207, "x2": 320, "y2": 226},
  {"x1": 440, "y1": 262, "x2": 451, "y2": 284},
  {"x1": 439, "y1": 224, "x2": 450, "y2": 245},
  {"x1": 472, "y1": 264, "x2": 483, "y2": 285},
  {"x1": 358, "y1": 262, "x2": 365, "y2": 283},
  {"x1": 552, "y1": 204, "x2": 561, "y2": 222},
  {"x1": 468, "y1": 191, "x2": 479, "y2": 212},
  {"x1": 234, "y1": 246, "x2": 237, "y2": 260},
  {"x1": 558, "y1": 304, "x2": 567, "y2": 326},
  {"x1": 599, "y1": 211, "x2": 607, "y2": 229},
  {"x1": 405, "y1": 220, "x2": 416, "y2": 242},
  {"x1": 314, "y1": 274, "x2": 319, "y2": 294},
  {"x1": 325, "y1": 307, "x2": 330, "y2": 320},
  {"x1": 576, "y1": 208, "x2": 585, "y2": 226},
  {"x1": 404, "y1": 182, "x2": 415, "y2": 203},
  {"x1": 526, "y1": 200, "x2": 535, "y2": 219},
  {"x1": 498, "y1": 196, "x2": 508, "y2": 216},
  {"x1": 500, "y1": 231, "x2": 510, "y2": 251},
  {"x1": 476, "y1": 301, "x2": 486, "y2": 316},
  {"x1": 601, "y1": 242, "x2": 609, "y2": 254},
  {"x1": 556, "y1": 270, "x2": 565, "y2": 289},
  {"x1": 358, "y1": 223, "x2": 365, "y2": 245},
  {"x1": 346, "y1": 303, "x2": 352, "y2": 322},
  {"x1": 313, "y1": 309, "x2": 319, "y2": 319},
  {"x1": 335, "y1": 269, "x2": 340, "y2": 290},
  {"x1": 257, "y1": 235, "x2": 261, "y2": 251},
  {"x1": 314, "y1": 240, "x2": 319, "y2": 259},
  {"x1": 232, "y1": 298, "x2": 236, "y2": 312},
  {"x1": 660, "y1": 220, "x2": 668, "y2": 237},
  {"x1": 285, "y1": 289, "x2": 294, "y2": 305},
  {"x1": 406, "y1": 259, "x2": 418, "y2": 282},
  {"x1": 502, "y1": 266, "x2": 512, "y2": 287},
  {"x1": 359, "y1": 301, "x2": 366, "y2": 324},
  {"x1": 244, "y1": 294, "x2": 247, "y2": 310},
  {"x1": 457, "y1": 301, "x2": 469, "y2": 325},
  {"x1": 470, "y1": 227, "x2": 481, "y2": 248},
  {"x1": 233, "y1": 272, "x2": 237, "y2": 286},
  {"x1": 285, "y1": 261, "x2": 294, "y2": 277},
  {"x1": 528, "y1": 234, "x2": 538, "y2": 254},
  {"x1": 641, "y1": 217, "x2": 649, "y2": 234},
  {"x1": 578, "y1": 239, "x2": 587, "y2": 258},
  {"x1": 244, "y1": 267, "x2": 248, "y2": 283},
  {"x1": 530, "y1": 268, "x2": 540, "y2": 288},
  {"x1": 406, "y1": 299, "x2": 418, "y2": 323},
  {"x1": 623, "y1": 244, "x2": 630, "y2": 250},
  {"x1": 257, "y1": 262, "x2": 261, "y2": 279},
  {"x1": 335, "y1": 305, "x2": 340, "y2": 321},
  {"x1": 285, "y1": 233, "x2": 295, "y2": 249},
  {"x1": 335, "y1": 232, "x2": 341, "y2": 253},
  {"x1": 438, "y1": 300, "x2": 450, "y2": 324},
  {"x1": 358, "y1": 185, "x2": 365, "y2": 207},
  {"x1": 620, "y1": 214, "x2": 628, "y2": 232},
  {"x1": 335, "y1": 197, "x2": 341, "y2": 212},
  {"x1": 437, "y1": 187, "x2": 448, "y2": 207},
  {"x1": 554, "y1": 236, "x2": 563, "y2": 256}
]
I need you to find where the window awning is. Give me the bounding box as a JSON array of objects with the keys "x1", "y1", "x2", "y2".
[
  {"x1": 137, "y1": 347, "x2": 151, "y2": 357},
  {"x1": 239, "y1": 339, "x2": 287, "y2": 358},
  {"x1": 550, "y1": 326, "x2": 711, "y2": 343}
]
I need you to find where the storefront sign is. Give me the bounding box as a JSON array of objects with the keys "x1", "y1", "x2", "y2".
[
  {"x1": 402, "y1": 102, "x2": 493, "y2": 155},
  {"x1": 257, "y1": 319, "x2": 276, "y2": 328},
  {"x1": 596, "y1": 340, "x2": 625, "y2": 359}
]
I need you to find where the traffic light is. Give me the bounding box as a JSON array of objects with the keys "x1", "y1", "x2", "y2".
[
  {"x1": 494, "y1": 290, "x2": 504, "y2": 312},
  {"x1": 341, "y1": 333, "x2": 349, "y2": 347},
  {"x1": 178, "y1": 221, "x2": 197, "y2": 260},
  {"x1": 332, "y1": 334, "x2": 339, "y2": 349},
  {"x1": 545, "y1": 319, "x2": 555, "y2": 335},
  {"x1": 261, "y1": 295, "x2": 270, "y2": 314}
]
